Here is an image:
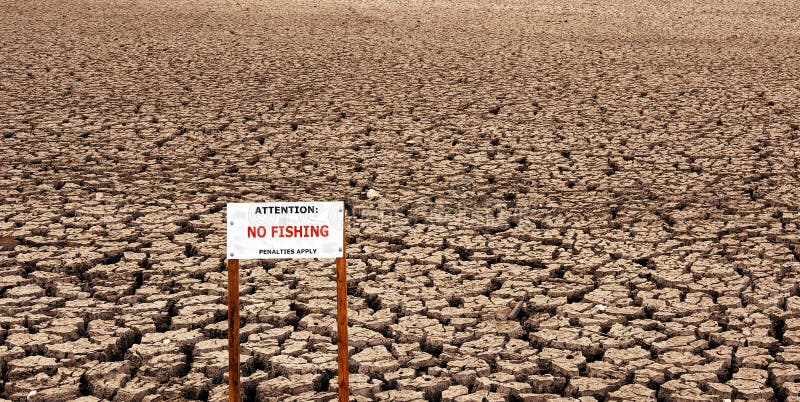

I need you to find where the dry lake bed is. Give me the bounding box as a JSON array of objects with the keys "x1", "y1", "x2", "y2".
[{"x1": 1, "y1": 0, "x2": 800, "y2": 400}]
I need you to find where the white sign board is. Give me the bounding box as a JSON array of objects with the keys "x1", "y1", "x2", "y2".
[{"x1": 227, "y1": 202, "x2": 344, "y2": 259}]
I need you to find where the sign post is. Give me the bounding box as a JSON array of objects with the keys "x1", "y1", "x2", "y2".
[
  {"x1": 335, "y1": 212, "x2": 348, "y2": 402},
  {"x1": 226, "y1": 202, "x2": 347, "y2": 402},
  {"x1": 227, "y1": 258, "x2": 240, "y2": 402}
]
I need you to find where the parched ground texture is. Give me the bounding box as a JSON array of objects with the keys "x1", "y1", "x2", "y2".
[{"x1": 2, "y1": 0, "x2": 800, "y2": 401}]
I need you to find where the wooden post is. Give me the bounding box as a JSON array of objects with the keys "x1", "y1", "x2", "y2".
[
  {"x1": 227, "y1": 259, "x2": 241, "y2": 402},
  {"x1": 336, "y1": 210, "x2": 349, "y2": 402}
]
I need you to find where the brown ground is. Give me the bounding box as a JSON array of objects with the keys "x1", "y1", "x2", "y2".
[{"x1": 2, "y1": 0, "x2": 800, "y2": 401}]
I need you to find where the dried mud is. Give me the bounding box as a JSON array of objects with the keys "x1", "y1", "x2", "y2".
[{"x1": 1, "y1": 0, "x2": 800, "y2": 401}]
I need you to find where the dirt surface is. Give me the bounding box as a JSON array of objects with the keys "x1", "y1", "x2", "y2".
[{"x1": 2, "y1": 0, "x2": 800, "y2": 401}]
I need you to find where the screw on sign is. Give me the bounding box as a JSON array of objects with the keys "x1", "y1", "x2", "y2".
[{"x1": 225, "y1": 202, "x2": 347, "y2": 402}]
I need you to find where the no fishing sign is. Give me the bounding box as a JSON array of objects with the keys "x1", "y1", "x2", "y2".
[
  {"x1": 227, "y1": 202, "x2": 344, "y2": 259},
  {"x1": 225, "y1": 201, "x2": 349, "y2": 402}
]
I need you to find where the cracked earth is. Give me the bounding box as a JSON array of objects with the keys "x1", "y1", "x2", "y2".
[{"x1": 2, "y1": 0, "x2": 800, "y2": 401}]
